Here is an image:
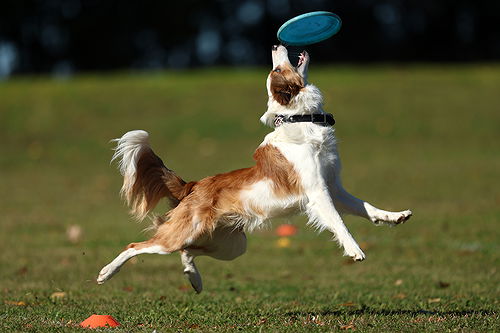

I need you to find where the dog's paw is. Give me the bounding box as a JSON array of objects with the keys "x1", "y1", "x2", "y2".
[
  {"x1": 183, "y1": 269, "x2": 203, "y2": 294},
  {"x1": 372, "y1": 210, "x2": 412, "y2": 226},
  {"x1": 397, "y1": 210, "x2": 412, "y2": 223},
  {"x1": 351, "y1": 252, "x2": 366, "y2": 261},
  {"x1": 97, "y1": 264, "x2": 119, "y2": 284},
  {"x1": 344, "y1": 243, "x2": 366, "y2": 262}
]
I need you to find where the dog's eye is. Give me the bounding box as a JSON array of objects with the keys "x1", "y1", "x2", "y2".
[{"x1": 274, "y1": 68, "x2": 281, "y2": 73}]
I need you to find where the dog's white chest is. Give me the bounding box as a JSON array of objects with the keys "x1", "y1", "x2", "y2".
[{"x1": 263, "y1": 124, "x2": 339, "y2": 189}]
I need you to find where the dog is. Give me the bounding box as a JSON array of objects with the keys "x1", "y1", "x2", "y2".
[{"x1": 97, "y1": 45, "x2": 412, "y2": 292}]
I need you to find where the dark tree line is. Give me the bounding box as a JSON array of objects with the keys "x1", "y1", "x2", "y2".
[{"x1": 0, "y1": 0, "x2": 499, "y2": 78}]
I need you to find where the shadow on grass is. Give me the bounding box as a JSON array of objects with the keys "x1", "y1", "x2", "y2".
[{"x1": 286, "y1": 307, "x2": 495, "y2": 317}]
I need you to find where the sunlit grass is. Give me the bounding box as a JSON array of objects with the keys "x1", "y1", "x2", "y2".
[{"x1": 1, "y1": 65, "x2": 499, "y2": 331}]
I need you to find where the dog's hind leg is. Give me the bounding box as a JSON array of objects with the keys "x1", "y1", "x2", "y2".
[
  {"x1": 97, "y1": 239, "x2": 171, "y2": 284},
  {"x1": 180, "y1": 227, "x2": 246, "y2": 293},
  {"x1": 181, "y1": 250, "x2": 203, "y2": 293},
  {"x1": 97, "y1": 205, "x2": 208, "y2": 285},
  {"x1": 333, "y1": 185, "x2": 412, "y2": 226}
]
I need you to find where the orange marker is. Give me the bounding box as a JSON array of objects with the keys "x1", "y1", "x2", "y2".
[
  {"x1": 276, "y1": 224, "x2": 297, "y2": 237},
  {"x1": 80, "y1": 314, "x2": 120, "y2": 328}
]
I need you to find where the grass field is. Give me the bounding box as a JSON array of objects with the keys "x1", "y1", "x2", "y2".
[{"x1": 1, "y1": 65, "x2": 499, "y2": 332}]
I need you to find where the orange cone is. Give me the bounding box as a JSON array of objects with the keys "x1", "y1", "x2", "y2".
[
  {"x1": 80, "y1": 314, "x2": 120, "y2": 328},
  {"x1": 276, "y1": 224, "x2": 297, "y2": 237}
]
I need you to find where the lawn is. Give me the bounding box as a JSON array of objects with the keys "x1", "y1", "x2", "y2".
[{"x1": 0, "y1": 65, "x2": 499, "y2": 332}]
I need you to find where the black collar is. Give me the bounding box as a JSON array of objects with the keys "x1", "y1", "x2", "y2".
[{"x1": 274, "y1": 113, "x2": 335, "y2": 127}]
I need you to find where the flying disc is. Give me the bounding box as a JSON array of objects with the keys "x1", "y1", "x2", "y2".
[{"x1": 277, "y1": 11, "x2": 342, "y2": 46}]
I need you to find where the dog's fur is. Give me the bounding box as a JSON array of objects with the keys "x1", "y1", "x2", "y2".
[{"x1": 97, "y1": 45, "x2": 412, "y2": 292}]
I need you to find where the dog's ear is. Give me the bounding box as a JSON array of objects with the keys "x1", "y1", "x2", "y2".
[
  {"x1": 272, "y1": 88, "x2": 293, "y2": 105},
  {"x1": 270, "y1": 68, "x2": 304, "y2": 106}
]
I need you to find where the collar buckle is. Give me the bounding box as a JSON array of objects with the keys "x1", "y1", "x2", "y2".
[{"x1": 274, "y1": 115, "x2": 286, "y2": 127}]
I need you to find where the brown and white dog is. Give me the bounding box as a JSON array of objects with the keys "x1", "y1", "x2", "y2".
[{"x1": 97, "y1": 45, "x2": 412, "y2": 292}]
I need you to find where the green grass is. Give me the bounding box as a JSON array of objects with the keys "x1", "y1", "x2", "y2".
[{"x1": 0, "y1": 65, "x2": 499, "y2": 332}]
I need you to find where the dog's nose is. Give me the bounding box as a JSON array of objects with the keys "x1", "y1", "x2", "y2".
[{"x1": 272, "y1": 45, "x2": 279, "y2": 51}]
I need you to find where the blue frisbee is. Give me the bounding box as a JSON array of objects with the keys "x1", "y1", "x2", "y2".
[{"x1": 277, "y1": 11, "x2": 342, "y2": 46}]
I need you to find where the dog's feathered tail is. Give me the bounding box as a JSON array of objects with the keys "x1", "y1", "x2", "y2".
[{"x1": 111, "y1": 130, "x2": 195, "y2": 221}]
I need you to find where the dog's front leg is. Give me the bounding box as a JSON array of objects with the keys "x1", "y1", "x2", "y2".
[
  {"x1": 333, "y1": 185, "x2": 412, "y2": 226},
  {"x1": 305, "y1": 187, "x2": 365, "y2": 261}
]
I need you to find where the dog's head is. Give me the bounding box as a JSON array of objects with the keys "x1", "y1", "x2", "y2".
[
  {"x1": 267, "y1": 45, "x2": 310, "y2": 106},
  {"x1": 262, "y1": 45, "x2": 323, "y2": 127}
]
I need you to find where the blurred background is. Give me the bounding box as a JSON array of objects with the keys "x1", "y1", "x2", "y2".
[
  {"x1": 1, "y1": 1, "x2": 499, "y2": 330},
  {"x1": 1, "y1": 0, "x2": 500, "y2": 79}
]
